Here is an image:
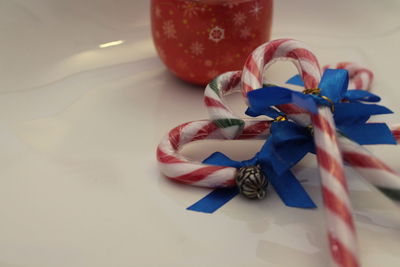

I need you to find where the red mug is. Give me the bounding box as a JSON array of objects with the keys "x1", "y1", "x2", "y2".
[{"x1": 151, "y1": 0, "x2": 273, "y2": 85}]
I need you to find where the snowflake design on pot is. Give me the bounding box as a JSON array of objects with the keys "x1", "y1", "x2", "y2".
[
  {"x1": 190, "y1": 41, "x2": 205, "y2": 56},
  {"x1": 209, "y1": 26, "x2": 225, "y2": 43},
  {"x1": 233, "y1": 11, "x2": 246, "y2": 26},
  {"x1": 182, "y1": 2, "x2": 199, "y2": 17},
  {"x1": 250, "y1": 2, "x2": 263, "y2": 19},
  {"x1": 240, "y1": 26, "x2": 252, "y2": 39},
  {"x1": 163, "y1": 20, "x2": 177, "y2": 39}
]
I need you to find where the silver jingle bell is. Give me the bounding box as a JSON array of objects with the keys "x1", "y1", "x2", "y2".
[{"x1": 235, "y1": 166, "x2": 268, "y2": 200}]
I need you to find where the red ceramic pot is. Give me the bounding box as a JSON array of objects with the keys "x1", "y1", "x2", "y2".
[{"x1": 151, "y1": 0, "x2": 273, "y2": 85}]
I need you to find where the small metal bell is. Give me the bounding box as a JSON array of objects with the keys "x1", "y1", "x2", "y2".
[{"x1": 235, "y1": 166, "x2": 268, "y2": 200}]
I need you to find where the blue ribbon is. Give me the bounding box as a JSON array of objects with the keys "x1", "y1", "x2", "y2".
[
  {"x1": 188, "y1": 69, "x2": 396, "y2": 214},
  {"x1": 249, "y1": 69, "x2": 397, "y2": 146},
  {"x1": 188, "y1": 119, "x2": 317, "y2": 213}
]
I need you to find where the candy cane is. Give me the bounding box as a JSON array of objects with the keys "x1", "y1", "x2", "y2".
[
  {"x1": 241, "y1": 39, "x2": 359, "y2": 267},
  {"x1": 202, "y1": 43, "x2": 400, "y2": 266},
  {"x1": 292, "y1": 62, "x2": 400, "y2": 201},
  {"x1": 204, "y1": 57, "x2": 400, "y2": 199},
  {"x1": 204, "y1": 71, "x2": 244, "y2": 140},
  {"x1": 205, "y1": 66, "x2": 400, "y2": 190},
  {"x1": 323, "y1": 62, "x2": 374, "y2": 91},
  {"x1": 157, "y1": 120, "x2": 271, "y2": 187},
  {"x1": 339, "y1": 137, "x2": 400, "y2": 197}
]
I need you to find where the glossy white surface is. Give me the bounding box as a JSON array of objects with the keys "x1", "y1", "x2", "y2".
[{"x1": 0, "y1": 0, "x2": 399, "y2": 266}]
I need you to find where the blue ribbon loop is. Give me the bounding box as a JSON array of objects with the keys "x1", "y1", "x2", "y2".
[
  {"x1": 287, "y1": 72, "x2": 381, "y2": 103},
  {"x1": 188, "y1": 69, "x2": 396, "y2": 213}
]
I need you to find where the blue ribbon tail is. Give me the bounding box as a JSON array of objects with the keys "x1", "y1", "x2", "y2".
[
  {"x1": 334, "y1": 103, "x2": 393, "y2": 125},
  {"x1": 187, "y1": 187, "x2": 239, "y2": 213},
  {"x1": 339, "y1": 123, "x2": 397, "y2": 145},
  {"x1": 187, "y1": 152, "x2": 250, "y2": 213},
  {"x1": 287, "y1": 74, "x2": 305, "y2": 87},
  {"x1": 263, "y1": 167, "x2": 317, "y2": 209},
  {"x1": 345, "y1": 90, "x2": 381, "y2": 103}
]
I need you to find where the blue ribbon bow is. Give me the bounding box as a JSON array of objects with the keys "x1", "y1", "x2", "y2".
[
  {"x1": 188, "y1": 69, "x2": 396, "y2": 214},
  {"x1": 247, "y1": 69, "x2": 396, "y2": 146},
  {"x1": 187, "y1": 120, "x2": 317, "y2": 213}
]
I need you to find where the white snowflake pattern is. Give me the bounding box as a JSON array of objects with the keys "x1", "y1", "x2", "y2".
[
  {"x1": 162, "y1": 20, "x2": 177, "y2": 39},
  {"x1": 155, "y1": 6, "x2": 162, "y2": 18},
  {"x1": 182, "y1": 2, "x2": 199, "y2": 17},
  {"x1": 190, "y1": 41, "x2": 205, "y2": 56},
  {"x1": 233, "y1": 11, "x2": 246, "y2": 26},
  {"x1": 250, "y1": 2, "x2": 263, "y2": 19},
  {"x1": 209, "y1": 26, "x2": 225, "y2": 43},
  {"x1": 240, "y1": 26, "x2": 252, "y2": 39}
]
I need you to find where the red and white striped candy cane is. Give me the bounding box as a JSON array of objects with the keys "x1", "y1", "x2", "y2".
[
  {"x1": 204, "y1": 59, "x2": 400, "y2": 203},
  {"x1": 242, "y1": 39, "x2": 359, "y2": 267},
  {"x1": 203, "y1": 56, "x2": 400, "y2": 265},
  {"x1": 323, "y1": 62, "x2": 374, "y2": 90},
  {"x1": 157, "y1": 119, "x2": 271, "y2": 188},
  {"x1": 204, "y1": 71, "x2": 244, "y2": 139},
  {"x1": 316, "y1": 63, "x2": 400, "y2": 201},
  {"x1": 339, "y1": 137, "x2": 400, "y2": 198}
]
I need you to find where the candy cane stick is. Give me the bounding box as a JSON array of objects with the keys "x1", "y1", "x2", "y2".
[
  {"x1": 241, "y1": 39, "x2": 359, "y2": 267},
  {"x1": 157, "y1": 120, "x2": 271, "y2": 188},
  {"x1": 339, "y1": 137, "x2": 400, "y2": 198}
]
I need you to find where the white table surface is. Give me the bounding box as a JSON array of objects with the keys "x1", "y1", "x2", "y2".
[{"x1": 1, "y1": 0, "x2": 400, "y2": 266}]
